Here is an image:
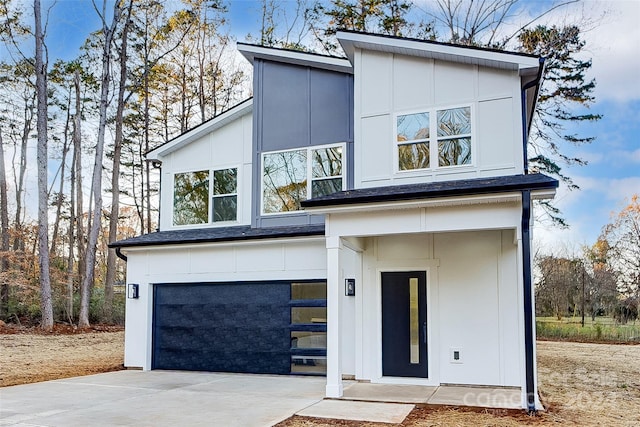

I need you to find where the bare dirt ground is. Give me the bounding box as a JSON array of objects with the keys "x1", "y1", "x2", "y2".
[
  {"x1": 278, "y1": 341, "x2": 640, "y2": 427},
  {"x1": 0, "y1": 324, "x2": 124, "y2": 387},
  {"x1": 1, "y1": 327, "x2": 638, "y2": 426}
]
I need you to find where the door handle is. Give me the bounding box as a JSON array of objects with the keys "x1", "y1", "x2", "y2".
[{"x1": 423, "y1": 321, "x2": 427, "y2": 344}]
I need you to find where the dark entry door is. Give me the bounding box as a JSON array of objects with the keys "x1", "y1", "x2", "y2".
[{"x1": 381, "y1": 271, "x2": 428, "y2": 378}]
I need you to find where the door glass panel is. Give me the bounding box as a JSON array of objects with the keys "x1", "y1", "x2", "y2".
[
  {"x1": 291, "y1": 356, "x2": 327, "y2": 374},
  {"x1": 291, "y1": 307, "x2": 326, "y2": 324},
  {"x1": 291, "y1": 282, "x2": 326, "y2": 300},
  {"x1": 291, "y1": 331, "x2": 326, "y2": 349},
  {"x1": 409, "y1": 278, "x2": 419, "y2": 364}
]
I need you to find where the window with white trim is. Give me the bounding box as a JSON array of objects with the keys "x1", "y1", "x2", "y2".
[
  {"x1": 212, "y1": 168, "x2": 237, "y2": 222},
  {"x1": 173, "y1": 170, "x2": 209, "y2": 226},
  {"x1": 262, "y1": 145, "x2": 344, "y2": 214},
  {"x1": 172, "y1": 167, "x2": 238, "y2": 226},
  {"x1": 396, "y1": 105, "x2": 472, "y2": 171}
]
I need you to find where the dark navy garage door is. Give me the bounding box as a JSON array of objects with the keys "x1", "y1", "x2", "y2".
[{"x1": 152, "y1": 282, "x2": 291, "y2": 374}]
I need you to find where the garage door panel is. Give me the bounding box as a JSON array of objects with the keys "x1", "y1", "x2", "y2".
[{"x1": 152, "y1": 283, "x2": 291, "y2": 374}]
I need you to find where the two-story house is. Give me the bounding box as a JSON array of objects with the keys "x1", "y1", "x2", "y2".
[{"x1": 111, "y1": 31, "x2": 558, "y2": 411}]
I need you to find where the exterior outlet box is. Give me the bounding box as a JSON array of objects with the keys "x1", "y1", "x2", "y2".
[{"x1": 450, "y1": 348, "x2": 463, "y2": 364}]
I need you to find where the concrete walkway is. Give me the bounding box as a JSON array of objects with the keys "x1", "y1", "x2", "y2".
[
  {"x1": 0, "y1": 371, "x2": 524, "y2": 426},
  {"x1": 0, "y1": 371, "x2": 326, "y2": 427}
]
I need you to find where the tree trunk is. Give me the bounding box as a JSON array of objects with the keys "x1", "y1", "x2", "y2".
[
  {"x1": 13, "y1": 96, "x2": 33, "y2": 252},
  {"x1": 34, "y1": 0, "x2": 54, "y2": 331},
  {"x1": 104, "y1": 0, "x2": 133, "y2": 323},
  {"x1": 73, "y1": 70, "x2": 85, "y2": 293},
  {"x1": 0, "y1": 127, "x2": 10, "y2": 318},
  {"x1": 79, "y1": 0, "x2": 122, "y2": 328},
  {"x1": 50, "y1": 100, "x2": 71, "y2": 257}
]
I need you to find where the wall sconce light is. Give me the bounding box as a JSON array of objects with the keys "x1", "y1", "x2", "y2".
[
  {"x1": 345, "y1": 279, "x2": 355, "y2": 296},
  {"x1": 127, "y1": 283, "x2": 139, "y2": 299}
]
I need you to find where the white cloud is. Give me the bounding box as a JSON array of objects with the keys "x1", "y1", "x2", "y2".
[
  {"x1": 604, "y1": 176, "x2": 640, "y2": 201},
  {"x1": 579, "y1": 1, "x2": 640, "y2": 102}
]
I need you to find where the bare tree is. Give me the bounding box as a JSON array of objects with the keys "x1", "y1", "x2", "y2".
[
  {"x1": 0, "y1": 127, "x2": 9, "y2": 318},
  {"x1": 79, "y1": 0, "x2": 123, "y2": 328},
  {"x1": 104, "y1": 0, "x2": 134, "y2": 322},
  {"x1": 34, "y1": 0, "x2": 54, "y2": 330}
]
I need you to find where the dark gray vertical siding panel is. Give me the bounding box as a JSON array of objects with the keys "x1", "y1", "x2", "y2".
[
  {"x1": 261, "y1": 61, "x2": 310, "y2": 152},
  {"x1": 252, "y1": 60, "x2": 354, "y2": 227},
  {"x1": 347, "y1": 74, "x2": 355, "y2": 189},
  {"x1": 310, "y1": 71, "x2": 351, "y2": 146}
]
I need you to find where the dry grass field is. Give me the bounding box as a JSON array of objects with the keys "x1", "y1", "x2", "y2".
[
  {"x1": 1, "y1": 325, "x2": 638, "y2": 426},
  {"x1": 0, "y1": 325, "x2": 124, "y2": 387}
]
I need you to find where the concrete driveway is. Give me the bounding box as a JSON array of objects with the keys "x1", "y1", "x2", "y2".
[{"x1": 0, "y1": 370, "x2": 326, "y2": 427}]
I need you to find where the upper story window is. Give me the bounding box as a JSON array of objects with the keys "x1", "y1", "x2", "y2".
[
  {"x1": 262, "y1": 144, "x2": 344, "y2": 214},
  {"x1": 212, "y1": 168, "x2": 238, "y2": 222},
  {"x1": 173, "y1": 167, "x2": 238, "y2": 226},
  {"x1": 396, "y1": 105, "x2": 472, "y2": 171},
  {"x1": 173, "y1": 170, "x2": 209, "y2": 226}
]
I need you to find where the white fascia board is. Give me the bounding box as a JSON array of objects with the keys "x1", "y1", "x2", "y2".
[
  {"x1": 305, "y1": 188, "x2": 557, "y2": 215},
  {"x1": 305, "y1": 193, "x2": 522, "y2": 215},
  {"x1": 117, "y1": 235, "x2": 326, "y2": 255},
  {"x1": 237, "y1": 43, "x2": 353, "y2": 74},
  {"x1": 146, "y1": 99, "x2": 253, "y2": 161},
  {"x1": 337, "y1": 31, "x2": 541, "y2": 75}
]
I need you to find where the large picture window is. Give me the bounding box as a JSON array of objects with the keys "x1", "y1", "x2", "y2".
[
  {"x1": 173, "y1": 167, "x2": 238, "y2": 226},
  {"x1": 396, "y1": 105, "x2": 472, "y2": 171},
  {"x1": 262, "y1": 145, "x2": 344, "y2": 214}
]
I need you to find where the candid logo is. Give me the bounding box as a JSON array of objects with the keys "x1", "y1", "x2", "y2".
[{"x1": 462, "y1": 390, "x2": 521, "y2": 408}]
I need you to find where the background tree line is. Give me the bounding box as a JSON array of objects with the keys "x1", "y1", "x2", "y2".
[
  {"x1": 0, "y1": 0, "x2": 610, "y2": 329},
  {"x1": 536, "y1": 195, "x2": 640, "y2": 325}
]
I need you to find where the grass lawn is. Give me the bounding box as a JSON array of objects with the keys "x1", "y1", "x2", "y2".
[{"x1": 536, "y1": 316, "x2": 640, "y2": 343}]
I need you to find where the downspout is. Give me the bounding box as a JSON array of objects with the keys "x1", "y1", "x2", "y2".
[
  {"x1": 520, "y1": 58, "x2": 544, "y2": 414},
  {"x1": 521, "y1": 189, "x2": 536, "y2": 413},
  {"x1": 115, "y1": 247, "x2": 127, "y2": 262}
]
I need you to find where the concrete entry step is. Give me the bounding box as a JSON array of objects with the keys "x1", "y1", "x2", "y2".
[
  {"x1": 297, "y1": 400, "x2": 415, "y2": 424},
  {"x1": 338, "y1": 382, "x2": 523, "y2": 410},
  {"x1": 342, "y1": 382, "x2": 437, "y2": 403}
]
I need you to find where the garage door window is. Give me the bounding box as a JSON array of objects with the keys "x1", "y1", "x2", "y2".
[{"x1": 290, "y1": 281, "x2": 327, "y2": 375}]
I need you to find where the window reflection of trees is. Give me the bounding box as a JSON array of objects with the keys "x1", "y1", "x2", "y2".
[
  {"x1": 213, "y1": 168, "x2": 237, "y2": 222},
  {"x1": 437, "y1": 107, "x2": 471, "y2": 166},
  {"x1": 397, "y1": 113, "x2": 430, "y2": 170},
  {"x1": 312, "y1": 147, "x2": 342, "y2": 198},
  {"x1": 263, "y1": 150, "x2": 308, "y2": 213},
  {"x1": 263, "y1": 147, "x2": 344, "y2": 213},
  {"x1": 173, "y1": 171, "x2": 209, "y2": 225}
]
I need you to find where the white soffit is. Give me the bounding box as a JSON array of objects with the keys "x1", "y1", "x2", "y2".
[
  {"x1": 146, "y1": 99, "x2": 253, "y2": 160},
  {"x1": 337, "y1": 31, "x2": 541, "y2": 75},
  {"x1": 237, "y1": 43, "x2": 354, "y2": 74}
]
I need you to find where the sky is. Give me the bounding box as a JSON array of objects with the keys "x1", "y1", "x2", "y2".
[{"x1": 4, "y1": 0, "x2": 640, "y2": 253}]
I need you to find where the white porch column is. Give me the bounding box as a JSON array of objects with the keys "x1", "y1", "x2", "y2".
[{"x1": 325, "y1": 235, "x2": 343, "y2": 398}]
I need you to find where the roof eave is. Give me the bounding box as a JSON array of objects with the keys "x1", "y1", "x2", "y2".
[
  {"x1": 337, "y1": 31, "x2": 541, "y2": 73},
  {"x1": 146, "y1": 99, "x2": 253, "y2": 160},
  {"x1": 237, "y1": 43, "x2": 353, "y2": 74}
]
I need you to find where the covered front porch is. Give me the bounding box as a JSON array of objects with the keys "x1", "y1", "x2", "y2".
[{"x1": 302, "y1": 184, "x2": 555, "y2": 411}]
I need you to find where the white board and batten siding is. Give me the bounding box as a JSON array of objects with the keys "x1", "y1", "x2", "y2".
[
  {"x1": 354, "y1": 49, "x2": 524, "y2": 188},
  {"x1": 348, "y1": 230, "x2": 522, "y2": 388},
  {"x1": 157, "y1": 111, "x2": 253, "y2": 231}
]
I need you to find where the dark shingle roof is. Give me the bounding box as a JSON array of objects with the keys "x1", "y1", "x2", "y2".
[
  {"x1": 302, "y1": 174, "x2": 558, "y2": 208},
  {"x1": 110, "y1": 224, "x2": 325, "y2": 249}
]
